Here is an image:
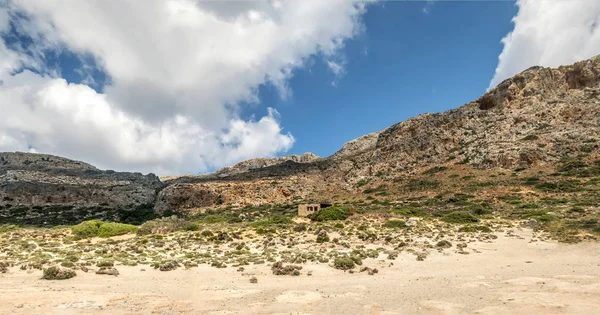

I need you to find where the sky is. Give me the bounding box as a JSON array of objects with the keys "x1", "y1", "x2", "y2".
[{"x1": 0, "y1": 0, "x2": 599, "y2": 175}]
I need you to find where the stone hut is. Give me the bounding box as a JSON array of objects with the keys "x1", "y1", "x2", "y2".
[{"x1": 298, "y1": 203, "x2": 332, "y2": 217}]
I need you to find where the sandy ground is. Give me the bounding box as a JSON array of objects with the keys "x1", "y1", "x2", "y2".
[{"x1": 1, "y1": 229, "x2": 599, "y2": 315}]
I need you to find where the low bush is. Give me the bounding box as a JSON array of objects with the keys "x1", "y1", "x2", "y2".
[
  {"x1": 333, "y1": 257, "x2": 355, "y2": 270},
  {"x1": 391, "y1": 207, "x2": 426, "y2": 217},
  {"x1": 197, "y1": 215, "x2": 228, "y2": 224},
  {"x1": 458, "y1": 225, "x2": 493, "y2": 233},
  {"x1": 441, "y1": 211, "x2": 479, "y2": 224},
  {"x1": 513, "y1": 209, "x2": 557, "y2": 222},
  {"x1": 249, "y1": 215, "x2": 293, "y2": 227},
  {"x1": 535, "y1": 180, "x2": 584, "y2": 192},
  {"x1": 71, "y1": 220, "x2": 137, "y2": 239},
  {"x1": 42, "y1": 266, "x2": 76, "y2": 280},
  {"x1": 97, "y1": 222, "x2": 138, "y2": 238},
  {"x1": 383, "y1": 220, "x2": 407, "y2": 229},
  {"x1": 137, "y1": 216, "x2": 196, "y2": 235},
  {"x1": 309, "y1": 206, "x2": 349, "y2": 222},
  {"x1": 423, "y1": 166, "x2": 448, "y2": 175},
  {"x1": 404, "y1": 179, "x2": 440, "y2": 191},
  {"x1": 522, "y1": 134, "x2": 539, "y2": 141}
]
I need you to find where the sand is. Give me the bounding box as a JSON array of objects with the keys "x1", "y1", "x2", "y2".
[{"x1": 1, "y1": 229, "x2": 599, "y2": 315}]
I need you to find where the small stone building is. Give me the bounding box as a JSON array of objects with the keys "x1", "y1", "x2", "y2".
[{"x1": 298, "y1": 203, "x2": 332, "y2": 217}]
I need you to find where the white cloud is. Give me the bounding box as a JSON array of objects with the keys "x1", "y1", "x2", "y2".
[
  {"x1": 0, "y1": 0, "x2": 370, "y2": 175},
  {"x1": 489, "y1": 0, "x2": 600, "y2": 89},
  {"x1": 0, "y1": 70, "x2": 294, "y2": 175}
]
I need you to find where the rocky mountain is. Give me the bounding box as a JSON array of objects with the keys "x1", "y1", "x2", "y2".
[
  {"x1": 0, "y1": 152, "x2": 163, "y2": 225},
  {"x1": 159, "y1": 54, "x2": 600, "y2": 213},
  {"x1": 1, "y1": 55, "x2": 599, "y2": 222}
]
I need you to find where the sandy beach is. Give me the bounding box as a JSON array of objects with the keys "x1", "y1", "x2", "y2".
[{"x1": 2, "y1": 229, "x2": 599, "y2": 315}]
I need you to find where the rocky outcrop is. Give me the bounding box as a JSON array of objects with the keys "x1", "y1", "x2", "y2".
[
  {"x1": 332, "y1": 132, "x2": 380, "y2": 159},
  {"x1": 212, "y1": 152, "x2": 320, "y2": 177},
  {"x1": 0, "y1": 152, "x2": 163, "y2": 225}
]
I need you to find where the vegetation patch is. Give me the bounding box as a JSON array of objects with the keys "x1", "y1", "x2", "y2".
[
  {"x1": 441, "y1": 211, "x2": 479, "y2": 224},
  {"x1": 535, "y1": 180, "x2": 584, "y2": 192},
  {"x1": 458, "y1": 225, "x2": 493, "y2": 233},
  {"x1": 391, "y1": 207, "x2": 426, "y2": 217},
  {"x1": 309, "y1": 206, "x2": 349, "y2": 221},
  {"x1": 333, "y1": 257, "x2": 355, "y2": 270},
  {"x1": 136, "y1": 216, "x2": 197, "y2": 235},
  {"x1": 71, "y1": 220, "x2": 137, "y2": 239},
  {"x1": 249, "y1": 215, "x2": 293, "y2": 227},
  {"x1": 423, "y1": 166, "x2": 448, "y2": 175},
  {"x1": 42, "y1": 266, "x2": 76, "y2": 280},
  {"x1": 404, "y1": 179, "x2": 440, "y2": 191},
  {"x1": 363, "y1": 185, "x2": 387, "y2": 194},
  {"x1": 521, "y1": 134, "x2": 539, "y2": 141},
  {"x1": 271, "y1": 261, "x2": 302, "y2": 276}
]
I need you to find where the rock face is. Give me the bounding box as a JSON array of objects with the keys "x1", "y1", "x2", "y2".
[
  {"x1": 161, "y1": 55, "x2": 600, "y2": 213},
  {"x1": 374, "y1": 56, "x2": 600, "y2": 171},
  {"x1": 213, "y1": 152, "x2": 320, "y2": 177},
  {"x1": 331, "y1": 132, "x2": 380, "y2": 159},
  {"x1": 0, "y1": 152, "x2": 162, "y2": 225}
]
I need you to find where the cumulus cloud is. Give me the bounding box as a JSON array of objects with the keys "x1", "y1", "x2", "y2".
[
  {"x1": 489, "y1": 0, "x2": 600, "y2": 89},
  {"x1": 0, "y1": 0, "x2": 370, "y2": 175}
]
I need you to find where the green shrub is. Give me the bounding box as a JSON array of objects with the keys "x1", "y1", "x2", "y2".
[
  {"x1": 441, "y1": 211, "x2": 479, "y2": 224},
  {"x1": 458, "y1": 225, "x2": 493, "y2": 233},
  {"x1": 383, "y1": 220, "x2": 407, "y2": 229},
  {"x1": 200, "y1": 230, "x2": 214, "y2": 237},
  {"x1": 522, "y1": 134, "x2": 539, "y2": 141},
  {"x1": 309, "y1": 206, "x2": 349, "y2": 222},
  {"x1": 333, "y1": 257, "x2": 355, "y2": 270},
  {"x1": 405, "y1": 179, "x2": 440, "y2": 191},
  {"x1": 97, "y1": 222, "x2": 137, "y2": 238},
  {"x1": 71, "y1": 220, "x2": 104, "y2": 239},
  {"x1": 513, "y1": 209, "x2": 557, "y2": 222},
  {"x1": 249, "y1": 215, "x2": 292, "y2": 227},
  {"x1": 565, "y1": 219, "x2": 600, "y2": 234},
  {"x1": 71, "y1": 220, "x2": 137, "y2": 239},
  {"x1": 423, "y1": 166, "x2": 448, "y2": 175},
  {"x1": 256, "y1": 228, "x2": 276, "y2": 235},
  {"x1": 316, "y1": 231, "x2": 330, "y2": 243},
  {"x1": 137, "y1": 216, "x2": 195, "y2": 235},
  {"x1": 42, "y1": 266, "x2": 76, "y2": 280},
  {"x1": 535, "y1": 180, "x2": 584, "y2": 192},
  {"x1": 0, "y1": 224, "x2": 19, "y2": 233},
  {"x1": 391, "y1": 207, "x2": 425, "y2": 217},
  {"x1": 198, "y1": 215, "x2": 228, "y2": 224}
]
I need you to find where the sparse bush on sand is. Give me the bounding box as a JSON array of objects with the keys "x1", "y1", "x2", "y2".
[{"x1": 42, "y1": 266, "x2": 76, "y2": 280}]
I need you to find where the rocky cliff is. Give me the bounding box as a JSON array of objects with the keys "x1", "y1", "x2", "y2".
[{"x1": 0, "y1": 152, "x2": 163, "y2": 225}]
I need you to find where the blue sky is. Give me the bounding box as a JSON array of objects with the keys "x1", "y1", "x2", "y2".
[
  {"x1": 1, "y1": 0, "x2": 599, "y2": 175},
  {"x1": 249, "y1": 1, "x2": 518, "y2": 158}
]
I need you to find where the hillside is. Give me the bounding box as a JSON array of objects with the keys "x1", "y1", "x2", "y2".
[
  {"x1": 0, "y1": 152, "x2": 163, "y2": 225},
  {"x1": 157, "y1": 55, "x2": 600, "y2": 218},
  {"x1": 1, "y1": 55, "x2": 599, "y2": 238}
]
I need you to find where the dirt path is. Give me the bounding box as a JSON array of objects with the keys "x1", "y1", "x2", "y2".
[{"x1": 2, "y1": 230, "x2": 599, "y2": 315}]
